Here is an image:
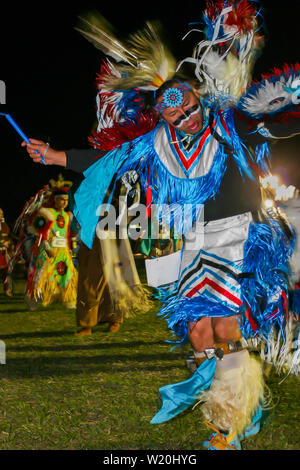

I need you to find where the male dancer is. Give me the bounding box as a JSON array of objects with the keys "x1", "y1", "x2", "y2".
[{"x1": 23, "y1": 1, "x2": 300, "y2": 449}]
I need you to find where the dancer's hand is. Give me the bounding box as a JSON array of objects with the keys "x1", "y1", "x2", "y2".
[{"x1": 21, "y1": 138, "x2": 67, "y2": 166}]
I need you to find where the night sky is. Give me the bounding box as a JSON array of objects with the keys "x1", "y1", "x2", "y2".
[{"x1": 1, "y1": 1, "x2": 300, "y2": 225}]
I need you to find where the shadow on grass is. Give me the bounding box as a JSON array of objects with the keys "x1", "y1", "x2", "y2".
[
  {"x1": 0, "y1": 330, "x2": 74, "y2": 340},
  {"x1": 4, "y1": 339, "x2": 166, "y2": 351},
  {"x1": 0, "y1": 307, "x2": 34, "y2": 314},
  {"x1": 0, "y1": 294, "x2": 31, "y2": 312},
  {"x1": 0, "y1": 296, "x2": 25, "y2": 305},
  {"x1": 0, "y1": 293, "x2": 73, "y2": 309},
  {"x1": 0, "y1": 350, "x2": 184, "y2": 378}
]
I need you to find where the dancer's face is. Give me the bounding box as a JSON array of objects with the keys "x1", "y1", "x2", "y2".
[
  {"x1": 157, "y1": 85, "x2": 203, "y2": 135},
  {"x1": 54, "y1": 195, "x2": 69, "y2": 211}
]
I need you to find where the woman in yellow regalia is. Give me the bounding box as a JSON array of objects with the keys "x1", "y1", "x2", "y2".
[{"x1": 25, "y1": 179, "x2": 78, "y2": 309}]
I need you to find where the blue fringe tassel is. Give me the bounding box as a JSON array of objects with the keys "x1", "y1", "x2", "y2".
[
  {"x1": 226, "y1": 109, "x2": 256, "y2": 180},
  {"x1": 255, "y1": 141, "x2": 270, "y2": 173},
  {"x1": 292, "y1": 288, "x2": 300, "y2": 315},
  {"x1": 239, "y1": 218, "x2": 295, "y2": 339}
]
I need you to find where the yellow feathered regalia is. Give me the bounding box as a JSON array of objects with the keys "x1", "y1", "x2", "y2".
[{"x1": 21, "y1": 176, "x2": 79, "y2": 309}]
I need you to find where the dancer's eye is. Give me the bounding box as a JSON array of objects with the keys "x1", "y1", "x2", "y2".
[{"x1": 172, "y1": 105, "x2": 200, "y2": 127}]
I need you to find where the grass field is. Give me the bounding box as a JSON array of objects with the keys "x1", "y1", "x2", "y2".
[{"x1": 0, "y1": 271, "x2": 300, "y2": 451}]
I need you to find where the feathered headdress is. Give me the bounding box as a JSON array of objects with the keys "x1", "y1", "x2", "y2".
[
  {"x1": 75, "y1": 13, "x2": 176, "y2": 91},
  {"x1": 87, "y1": 58, "x2": 159, "y2": 151},
  {"x1": 14, "y1": 174, "x2": 74, "y2": 234},
  {"x1": 13, "y1": 186, "x2": 52, "y2": 235},
  {"x1": 177, "y1": 0, "x2": 265, "y2": 98},
  {"x1": 237, "y1": 63, "x2": 300, "y2": 120},
  {"x1": 49, "y1": 174, "x2": 73, "y2": 195}
]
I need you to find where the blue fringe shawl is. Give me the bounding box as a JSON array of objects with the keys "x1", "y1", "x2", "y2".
[
  {"x1": 74, "y1": 102, "x2": 260, "y2": 249},
  {"x1": 74, "y1": 124, "x2": 230, "y2": 248}
]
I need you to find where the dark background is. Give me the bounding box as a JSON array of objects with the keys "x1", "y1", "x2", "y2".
[{"x1": 0, "y1": 0, "x2": 299, "y2": 225}]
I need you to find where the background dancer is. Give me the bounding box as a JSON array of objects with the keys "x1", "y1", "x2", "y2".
[
  {"x1": 0, "y1": 208, "x2": 14, "y2": 297},
  {"x1": 20, "y1": 178, "x2": 78, "y2": 309}
]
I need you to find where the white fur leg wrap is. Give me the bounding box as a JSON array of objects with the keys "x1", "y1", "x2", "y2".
[{"x1": 200, "y1": 350, "x2": 264, "y2": 435}]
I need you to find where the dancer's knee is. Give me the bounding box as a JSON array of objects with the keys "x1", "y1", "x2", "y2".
[
  {"x1": 188, "y1": 317, "x2": 214, "y2": 351},
  {"x1": 213, "y1": 316, "x2": 241, "y2": 343}
]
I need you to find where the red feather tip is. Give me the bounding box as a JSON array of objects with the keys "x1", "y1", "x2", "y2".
[
  {"x1": 206, "y1": 0, "x2": 258, "y2": 34},
  {"x1": 260, "y1": 63, "x2": 300, "y2": 82},
  {"x1": 89, "y1": 110, "x2": 159, "y2": 152},
  {"x1": 95, "y1": 59, "x2": 118, "y2": 89}
]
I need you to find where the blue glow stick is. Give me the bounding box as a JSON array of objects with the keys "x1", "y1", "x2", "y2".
[{"x1": 0, "y1": 112, "x2": 45, "y2": 164}]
